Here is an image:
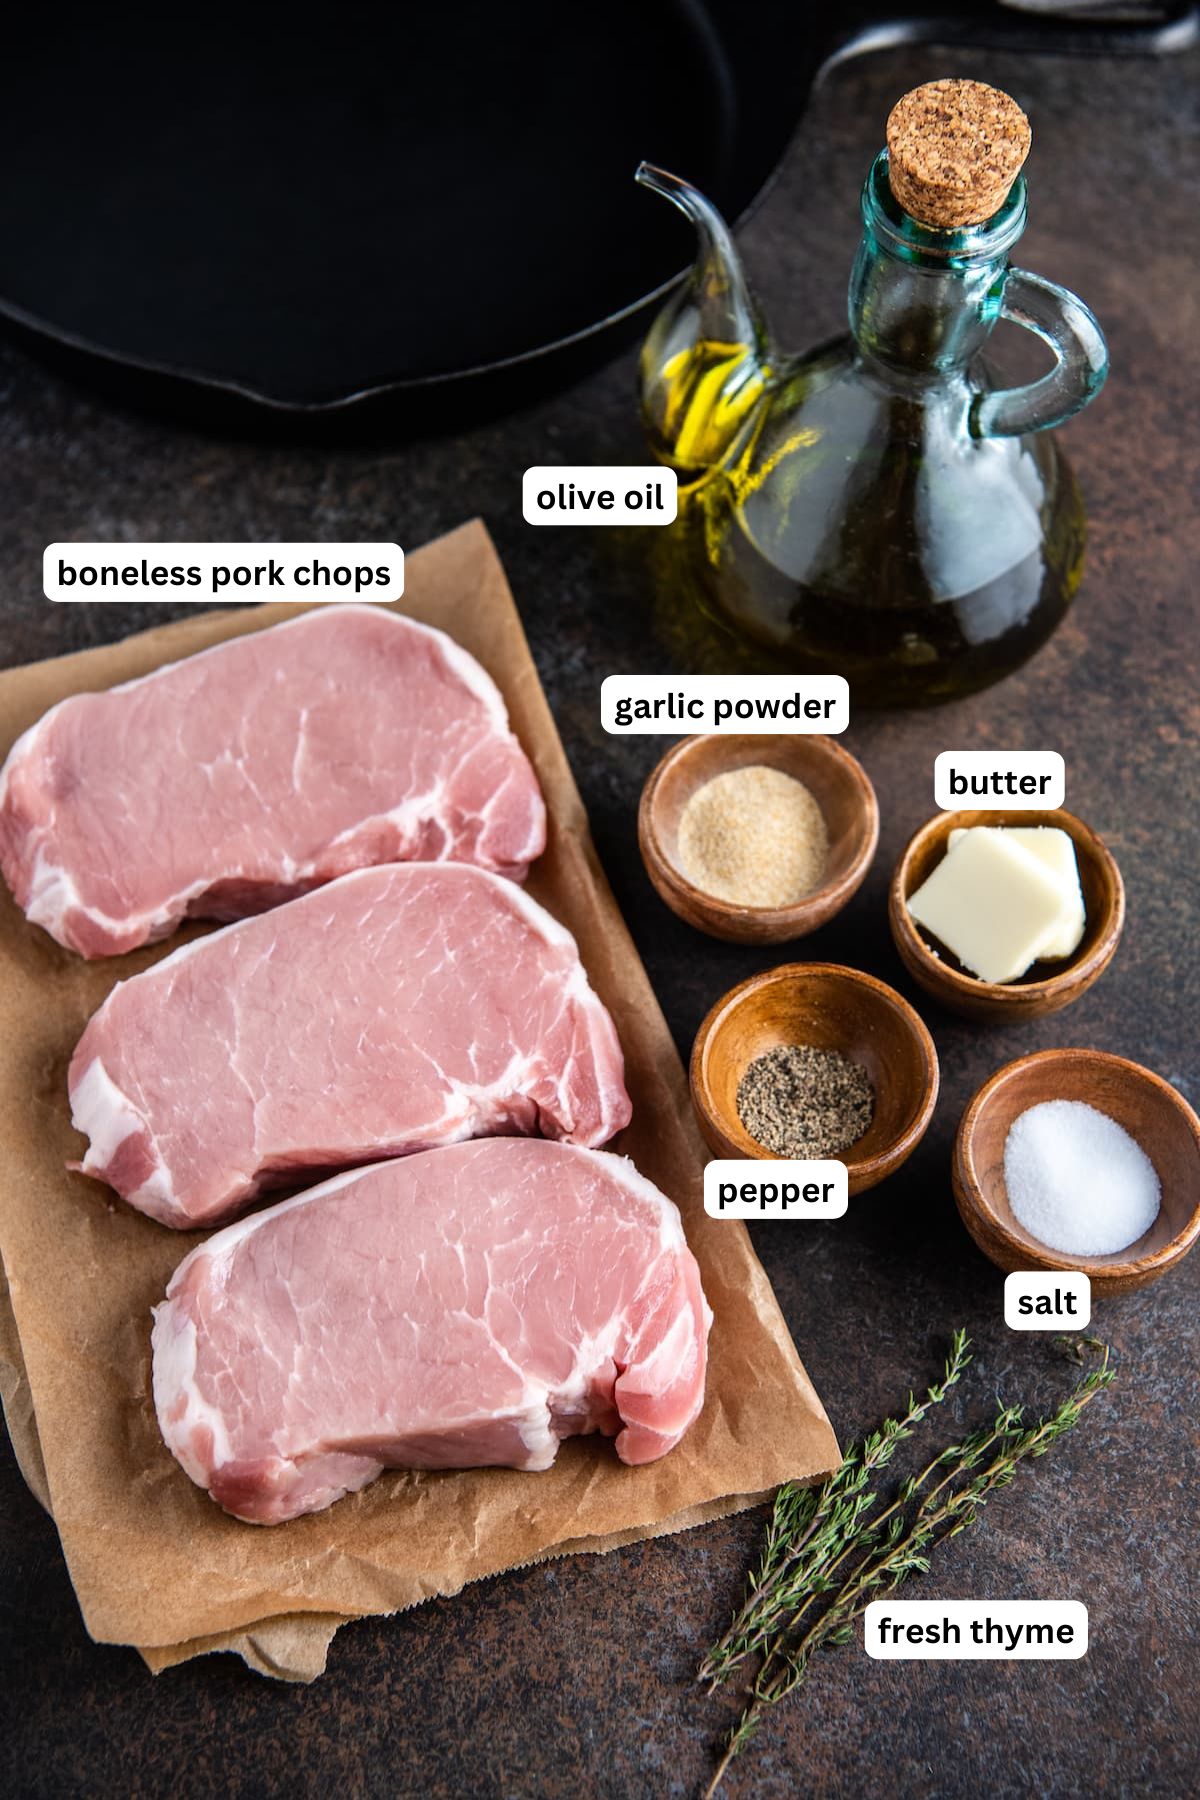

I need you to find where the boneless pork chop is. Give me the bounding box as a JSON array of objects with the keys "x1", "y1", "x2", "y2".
[
  {"x1": 152, "y1": 1139, "x2": 711, "y2": 1523},
  {"x1": 69, "y1": 863, "x2": 631, "y2": 1229},
  {"x1": 0, "y1": 605, "x2": 545, "y2": 957}
]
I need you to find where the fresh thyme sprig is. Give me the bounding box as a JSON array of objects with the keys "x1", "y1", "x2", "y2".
[
  {"x1": 702, "y1": 1335, "x2": 1116, "y2": 1799},
  {"x1": 700, "y1": 1328, "x2": 972, "y2": 1689}
]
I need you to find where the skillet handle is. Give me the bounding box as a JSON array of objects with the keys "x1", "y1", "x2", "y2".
[{"x1": 823, "y1": 1, "x2": 1198, "y2": 66}]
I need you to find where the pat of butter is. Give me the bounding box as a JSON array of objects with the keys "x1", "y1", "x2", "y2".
[
  {"x1": 949, "y1": 826, "x2": 1085, "y2": 960},
  {"x1": 907, "y1": 828, "x2": 1067, "y2": 983}
]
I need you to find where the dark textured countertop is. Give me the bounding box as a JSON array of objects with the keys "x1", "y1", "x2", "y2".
[{"x1": 1, "y1": 39, "x2": 1197, "y2": 1800}]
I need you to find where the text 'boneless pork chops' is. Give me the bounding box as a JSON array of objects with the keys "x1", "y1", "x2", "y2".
[
  {"x1": 152, "y1": 1140, "x2": 712, "y2": 1523},
  {"x1": 0, "y1": 605, "x2": 545, "y2": 957},
  {"x1": 70, "y1": 862, "x2": 631, "y2": 1229}
]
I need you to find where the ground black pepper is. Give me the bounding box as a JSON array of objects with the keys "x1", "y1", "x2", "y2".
[{"x1": 736, "y1": 1044, "x2": 874, "y2": 1159}]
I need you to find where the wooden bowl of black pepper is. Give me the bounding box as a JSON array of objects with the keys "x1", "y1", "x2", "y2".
[
  {"x1": 690, "y1": 963, "x2": 940, "y2": 1194},
  {"x1": 638, "y1": 734, "x2": 879, "y2": 943}
]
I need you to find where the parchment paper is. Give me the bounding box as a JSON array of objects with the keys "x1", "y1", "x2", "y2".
[{"x1": 0, "y1": 519, "x2": 839, "y2": 1679}]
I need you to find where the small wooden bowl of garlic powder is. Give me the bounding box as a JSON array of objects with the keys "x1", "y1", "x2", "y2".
[{"x1": 638, "y1": 734, "x2": 879, "y2": 943}]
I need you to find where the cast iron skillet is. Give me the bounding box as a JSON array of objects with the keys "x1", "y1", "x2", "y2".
[{"x1": 1, "y1": 0, "x2": 1194, "y2": 428}]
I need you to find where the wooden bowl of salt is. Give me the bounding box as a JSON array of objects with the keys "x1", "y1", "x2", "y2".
[
  {"x1": 638, "y1": 733, "x2": 878, "y2": 943},
  {"x1": 954, "y1": 1049, "x2": 1200, "y2": 1294}
]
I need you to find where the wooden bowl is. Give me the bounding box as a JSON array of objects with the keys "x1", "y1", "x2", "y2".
[
  {"x1": 689, "y1": 962, "x2": 939, "y2": 1194},
  {"x1": 954, "y1": 1049, "x2": 1200, "y2": 1294},
  {"x1": 888, "y1": 808, "x2": 1124, "y2": 1022},
  {"x1": 638, "y1": 733, "x2": 878, "y2": 944}
]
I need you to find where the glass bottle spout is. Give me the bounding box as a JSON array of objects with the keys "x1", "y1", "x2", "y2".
[{"x1": 634, "y1": 164, "x2": 770, "y2": 478}]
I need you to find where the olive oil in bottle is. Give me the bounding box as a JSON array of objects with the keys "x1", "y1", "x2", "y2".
[{"x1": 636, "y1": 81, "x2": 1107, "y2": 705}]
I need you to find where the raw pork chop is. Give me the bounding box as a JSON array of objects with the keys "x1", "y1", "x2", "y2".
[
  {"x1": 152, "y1": 1140, "x2": 711, "y2": 1523},
  {"x1": 0, "y1": 604, "x2": 545, "y2": 957},
  {"x1": 69, "y1": 863, "x2": 630, "y2": 1229}
]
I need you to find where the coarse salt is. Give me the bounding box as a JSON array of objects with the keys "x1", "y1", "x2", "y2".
[{"x1": 1003, "y1": 1099, "x2": 1160, "y2": 1257}]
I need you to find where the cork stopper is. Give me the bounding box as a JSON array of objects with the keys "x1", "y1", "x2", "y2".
[{"x1": 886, "y1": 80, "x2": 1031, "y2": 228}]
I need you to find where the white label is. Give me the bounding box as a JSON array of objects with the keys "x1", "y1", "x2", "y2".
[
  {"x1": 522, "y1": 466, "x2": 677, "y2": 525},
  {"x1": 703, "y1": 1160, "x2": 847, "y2": 1219},
  {"x1": 934, "y1": 750, "x2": 1064, "y2": 810},
  {"x1": 865, "y1": 1601, "x2": 1088, "y2": 1659},
  {"x1": 45, "y1": 543, "x2": 404, "y2": 601},
  {"x1": 601, "y1": 674, "x2": 848, "y2": 735},
  {"x1": 1004, "y1": 1270, "x2": 1091, "y2": 1330}
]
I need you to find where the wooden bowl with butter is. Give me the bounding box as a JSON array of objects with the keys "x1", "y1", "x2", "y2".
[
  {"x1": 888, "y1": 809, "x2": 1124, "y2": 1023},
  {"x1": 638, "y1": 733, "x2": 878, "y2": 944}
]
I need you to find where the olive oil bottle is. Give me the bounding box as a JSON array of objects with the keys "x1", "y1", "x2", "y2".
[{"x1": 636, "y1": 81, "x2": 1107, "y2": 705}]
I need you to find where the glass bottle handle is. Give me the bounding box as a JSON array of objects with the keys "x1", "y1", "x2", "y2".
[{"x1": 971, "y1": 268, "x2": 1108, "y2": 439}]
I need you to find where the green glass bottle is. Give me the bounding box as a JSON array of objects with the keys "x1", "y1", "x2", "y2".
[{"x1": 637, "y1": 82, "x2": 1108, "y2": 705}]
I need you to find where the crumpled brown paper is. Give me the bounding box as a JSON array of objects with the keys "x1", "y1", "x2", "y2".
[{"x1": 0, "y1": 519, "x2": 839, "y2": 1680}]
